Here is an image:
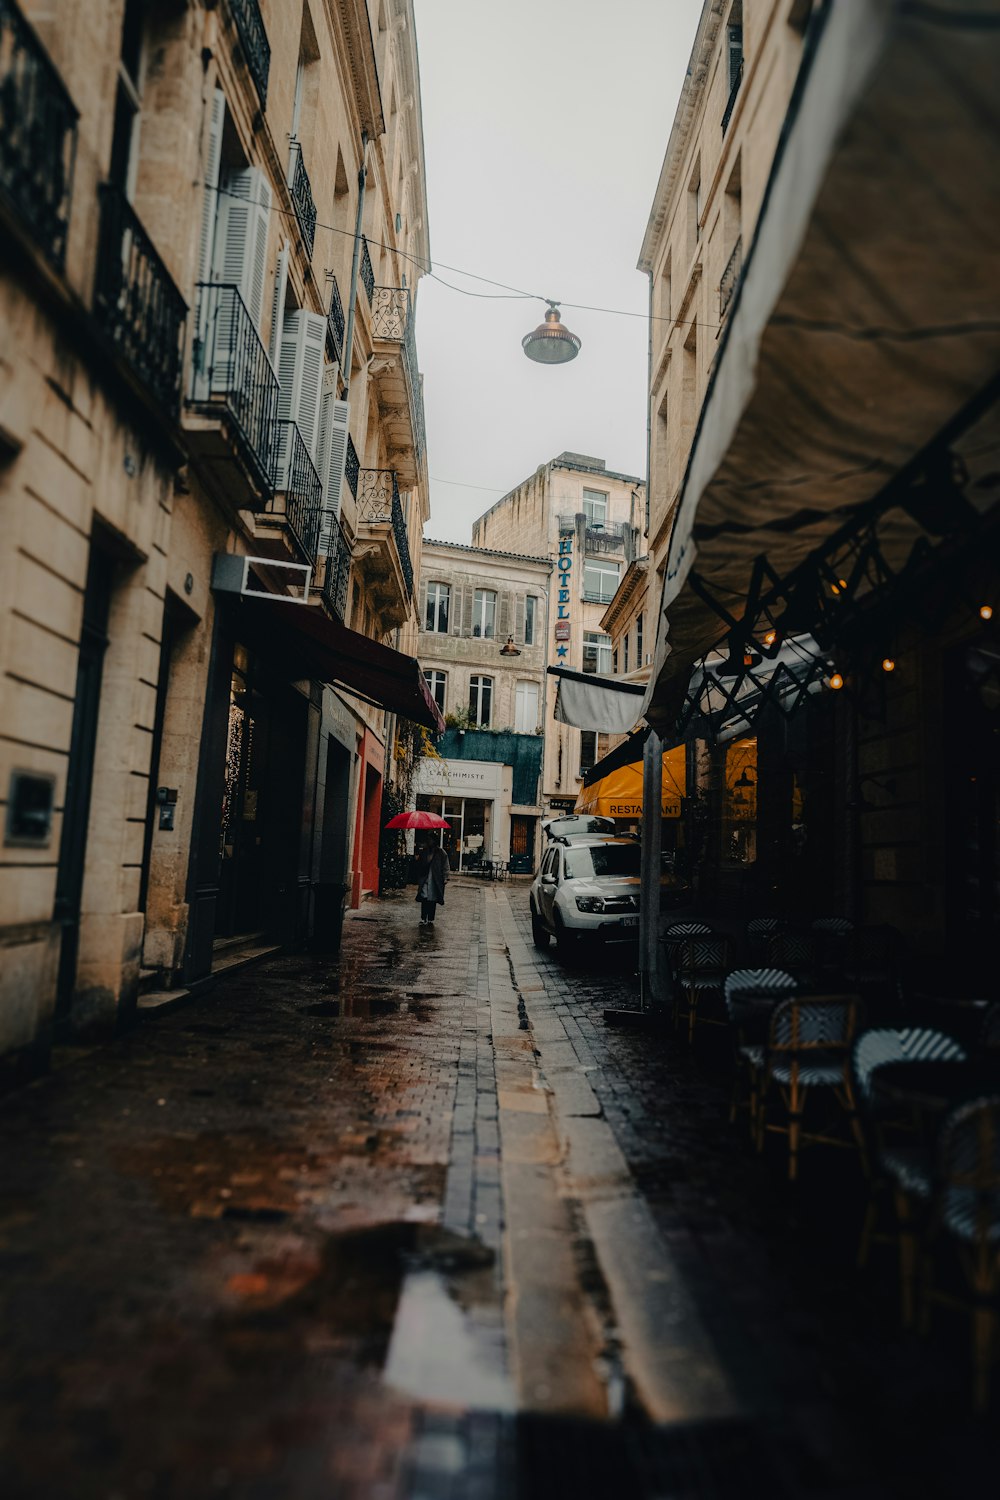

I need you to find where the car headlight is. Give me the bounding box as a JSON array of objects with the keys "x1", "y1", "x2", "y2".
[{"x1": 575, "y1": 896, "x2": 604, "y2": 913}]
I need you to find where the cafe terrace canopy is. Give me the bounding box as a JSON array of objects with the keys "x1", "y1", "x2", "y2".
[
  {"x1": 575, "y1": 743, "x2": 686, "y2": 821},
  {"x1": 639, "y1": 0, "x2": 1000, "y2": 731}
]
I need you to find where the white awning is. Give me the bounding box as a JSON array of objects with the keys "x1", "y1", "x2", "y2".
[
  {"x1": 549, "y1": 666, "x2": 646, "y2": 736},
  {"x1": 643, "y1": 0, "x2": 1000, "y2": 729}
]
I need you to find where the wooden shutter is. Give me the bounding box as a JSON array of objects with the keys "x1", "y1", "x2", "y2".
[
  {"x1": 197, "y1": 89, "x2": 225, "y2": 285},
  {"x1": 267, "y1": 242, "x2": 289, "y2": 367},
  {"x1": 498, "y1": 591, "x2": 511, "y2": 642},
  {"x1": 514, "y1": 593, "x2": 526, "y2": 644},
  {"x1": 317, "y1": 386, "x2": 350, "y2": 552},
  {"x1": 215, "y1": 166, "x2": 271, "y2": 328},
  {"x1": 460, "y1": 584, "x2": 474, "y2": 638},
  {"x1": 418, "y1": 579, "x2": 427, "y2": 632}
]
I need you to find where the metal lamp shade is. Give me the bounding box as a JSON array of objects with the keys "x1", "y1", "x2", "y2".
[{"x1": 522, "y1": 304, "x2": 581, "y2": 364}]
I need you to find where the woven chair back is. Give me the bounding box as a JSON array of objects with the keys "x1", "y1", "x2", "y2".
[
  {"x1": 677, "y1": 936, "x2": 730, "y2": 977},
  {"x1": 768, "y1": 995, "x2": 859, "y2": 1056},
  {"x1": 767, "y1": 933, "x2": 816, "y2": 970},
  {"x1": 851, "y1": 1027, "x2": 967, "y2": 1109},
  {"x1": 664, "y1": 922, "x2": 714, "y2": 941},
  {"x1": 937, "y1": 1098, "x2": 1000, "y2": 1246}
]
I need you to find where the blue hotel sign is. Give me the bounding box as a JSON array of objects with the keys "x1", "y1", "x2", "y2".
[{"x1": 554, "y1": 530, "x2": 572, "y2": 659}]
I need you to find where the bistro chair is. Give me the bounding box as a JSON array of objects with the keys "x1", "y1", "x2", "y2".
[
  {"x1": 663, "y1": 922, "x2": 715, "y2": 941},
  {"x1": 673, "y1": 936, "x2": 731, "y2": 1044},
  {"x1": 724, "y1": 968, "x2": 798, "y2": 1127},
  {"x1": 851, "y1": 1027, "x2": 967, "y2": 1315},
  {"x1": 745, "y1": 917, "x2": 787, "y2": 965},
  {"x1": 920, "y1": 1097, "x2": 1000, "y2": 1411},
  {"x1": 766, "y1": 931, "x2": 818, "y2": 988},
  {"x1": 742, "y1": 994, "x2": 862, "y2": 1180}
]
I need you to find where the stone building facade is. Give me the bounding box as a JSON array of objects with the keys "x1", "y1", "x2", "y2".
[
  {"x1": 471, "y1": 453, "x2": 644, "y2": 811},
  {"x1": 0, "y1": 0, "x2": 435, "y2": 1080}
]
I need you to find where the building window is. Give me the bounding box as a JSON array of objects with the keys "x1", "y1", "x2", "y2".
[
  {"x1": 579, "y1": 731, "x2": 597, "y2": 775},
  {"x1": 583, "y1": 631, "x2": 613, "y2": 676},
  {"x1": 423, "y1": 669, "x2": 447, "y2": 713},
  {"x1": 636, "y1": 611, "x2": 644, "y2": 664},
  {"x1": 473, "y1": 589, "x2": 496, "y2": 639},
  {"x1": 524, "y1": 595, "x2": 537, "y2": 646},
  {"x1": 514, "y1": 680, "x2": 539, "y2": 734},
  {"x1": 583, "y1": 560, "x2": 620, "y2": 604},
  {"x1": 425, "y1": 580, "x2": 450, "y2": 633},
  {"x1": 469, "y1": 675, "x2": 493, "y2": 727},
  {"x1": 623, "y1": 633, "x2": 630, "y2": 674},
  {"x1": 583, "y1": 488, "x2": 608, "y2": 530}
]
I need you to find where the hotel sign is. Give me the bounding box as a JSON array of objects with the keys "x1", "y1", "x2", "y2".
[{"x1": 554, "y1": 530, "x2": 572, "y2": 660}]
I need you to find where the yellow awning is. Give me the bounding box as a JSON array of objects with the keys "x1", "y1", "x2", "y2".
[{"x1": 575, "y1": 746, "x2": 686, "y2": 819}]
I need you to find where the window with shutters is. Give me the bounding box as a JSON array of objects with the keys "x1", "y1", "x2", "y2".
[
  {"x1": 425, "y1": 581, "x2": 450, "y2": 633},
  {"x1": 579, "y1": 732, "x2": 597, "y2": 775},
  {"x1": 213, "y1": 165, "x2": 272, "y2": 330},
  {"x1": 636, "y1": 611, "x2": 644, "y2": 664},
  {"x1": 524, "y1": 595, "x2": 537, "y2": 646},
  {"x1": 469, "y1": 676, "x2": 493, "y2": 727},
  {"x1": 583, "y1": 632, "x2": 612, "y2": 675},
  {"x1": 423, "y1": 669, "x2": 447, "y2": 713},
  {"x1": 276, "y1": 308, "x2": 326, "y2": 461},
  {"x1": 472, "y1": 589, "x2": 496, "y2": 639},
  {"x1": 583, "y1": 560, "x2": 620, "y2": 603},
  {"x1": 514, "y1": 680, "x2": 539, "y2": 734}
]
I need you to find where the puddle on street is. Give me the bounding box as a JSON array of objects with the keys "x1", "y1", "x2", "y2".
[{"x1": 383, "y1": 1267, "x2": 514, "y2": 1411}]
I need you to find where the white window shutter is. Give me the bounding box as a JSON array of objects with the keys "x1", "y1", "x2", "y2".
[
  {"x1": 275, "y1": 308, "x2": 326, "y2": 461},
  {"x1": 317, "y1": 387, "x2": 350, "y2": 554},
  {"x1": 198, "y1": 89, "x2": 225, "y2": 285},
  {"x1": 214, "y1": 166, "x2": 271, "y2": 329},
  {"x1": 514, "y1": 593, "x2": 526, "y2": 644}
]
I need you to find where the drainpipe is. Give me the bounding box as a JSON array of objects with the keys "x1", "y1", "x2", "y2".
[{"x1": 341, "y1": 133, "x2": 369, "y2": 400}]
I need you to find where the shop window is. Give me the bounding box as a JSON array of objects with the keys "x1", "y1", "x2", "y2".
[
  {"x1": 723, "y1": 736, "x2": 757, "y2": 864},
  {"x1": 469, "y1": 675, "x2": 492, "y2": 727},
  {"x1": 425, "y1": 580, "x2": 450, "y2": 633}
]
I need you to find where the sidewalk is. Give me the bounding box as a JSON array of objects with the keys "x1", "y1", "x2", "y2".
[{"x1": 0, "y1": 879, "x2": 995, "y2": 1499}]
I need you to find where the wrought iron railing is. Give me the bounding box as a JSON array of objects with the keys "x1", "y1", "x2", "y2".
[
  {"x1": 289, "y1": 141, "x2": 316, "y2": 258},
  {"x1": 722, "y1": 57, "x2": 743, "y2": 134},
  {"x1": 189, "y1": 282, "x2": 279, "y2": 495},
  {"x1": 583, "y1": 587, "x2": 619, "y2": 605},
  {"x1": 326, "y1": 273, "x2": 345, "y2": 364},
  {"x1": 720, "y1": 235, "x2": 742, "y2": 318},
  {"x1": 370, "y1": 285, "x2": 426, "y2": 464},
  {"x1": 558, "y1": 514, "x2": 628, "y2": 540},
  {"x1": 322, "y1": 513, "x2": 352, "y2": 621},
  {"x1": 0, "y1": 0, "x2": 78, "y2": 270},
  {"x1": 272, "y1": 419, "x2": 321, "y2": 559},
  {"x1": 93, "y1": 184, "x2": 187, "y2": 416},
  {"x1": 355, "y1": 469, "x2": 412, "y2": 598},
  {"x1": 229, "y1": 0, "x2": 270, "y2": 108},
  {"x1": 391, "y1": 485, "x2": 413, "y2": 597},
  {"x1": 359, "y1": 235, "x2": 374, "y2": 304},
  {"x1": 344, "y1": 433, "x2": 359, "y2": 499}
]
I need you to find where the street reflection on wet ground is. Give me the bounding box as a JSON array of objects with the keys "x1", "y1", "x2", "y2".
[{"x1": 0, "y1": 881, "x2": 997, "y2": 1498}]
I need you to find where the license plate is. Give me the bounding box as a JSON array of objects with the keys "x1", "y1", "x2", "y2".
[{"x1": 616, "y1": 915, "x2": 639, "y2": 927}]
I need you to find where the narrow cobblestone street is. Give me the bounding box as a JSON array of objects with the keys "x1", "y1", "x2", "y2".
[{"x1": 0, "y1": 881, "x2": 995, "y2": 1499}]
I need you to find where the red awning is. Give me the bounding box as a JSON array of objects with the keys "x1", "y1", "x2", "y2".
[{"x1": 230, "y1": 596, "x2": 445, "y2": 733}]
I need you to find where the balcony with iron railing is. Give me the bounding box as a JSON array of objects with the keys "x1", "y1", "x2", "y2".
[
  {"x1": 187, "y1": 281, "x2": 279, "y2": 500},
  {"x1": 228, "y1": 0, "x2": 270, "y2": 108},
  {"x1": 289, "y1": 141, "x2": 316, "y2": 259},
  {"x1": 326, "y1": 272, "x2": 345, "y2": 365},
  {"x1": 93, "y1": 184, "x2": 187, "y2": 417},
  {"x1": 368, "y1": 285, "x2": 427, "y2": 487},
  {"x1": 270, "y1": 419, "x2": 322, "y2": 561},
  {"x1": 321, "y1": 512, "x2": 352, "y2": 621},
  {"x1": 351, "y1": 466, "x2": 412, "y2": 626},
  {"x1": 722, "y1": 56, "x2": 744, "y2": 134},
  {"x1": 0, "y1": 0, "x2": 78, "y2": 271},
  {"x1": 720, "y1": 236, "x2": 742, "y2": 319},
  {"x1": 557, "y1": 514, "x2": 629, "y2": 549}
]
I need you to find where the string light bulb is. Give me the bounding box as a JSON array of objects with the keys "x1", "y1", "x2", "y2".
[
  {"x1": 763, "y1": 629, "x2": 777, "y2": 647},
  {"x1": 881, "y1": 656, "x2": 896, "y2": 673},
  {"x1": 829, "y1": 672, "x2": 844, "y2": 691},
  {"x1": 980, "y1": 604, "x2": 993, "y2": 621}
]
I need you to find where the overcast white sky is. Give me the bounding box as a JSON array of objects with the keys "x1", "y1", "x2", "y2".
[{"x1": 411, "y1": 0, "x2": 703, "y2": 543}]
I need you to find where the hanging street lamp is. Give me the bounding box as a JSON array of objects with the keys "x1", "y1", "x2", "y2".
[
  {"x1": 522, "y1": 301, "x2": 581, "y2": 365},
  {"x1": 499, "y1": 635, "x2": 521, "y2": 657}
]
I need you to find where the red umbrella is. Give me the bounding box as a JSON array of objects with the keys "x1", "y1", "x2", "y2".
[{"x1": 384, "y1": 810, "x2": 451, "y2": 830}]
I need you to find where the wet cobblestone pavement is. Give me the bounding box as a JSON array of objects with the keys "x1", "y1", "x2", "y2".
[{"x1": 0, "y1": 881, "x2": 996, "y2": 1498}]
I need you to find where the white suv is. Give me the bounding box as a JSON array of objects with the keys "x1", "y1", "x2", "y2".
[{"x1": 529, "y1": 837, "x2": 641, "y2": 954}]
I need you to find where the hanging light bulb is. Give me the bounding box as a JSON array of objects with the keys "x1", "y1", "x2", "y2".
[
  {"x1": 980, "y1": 604, "x2": 993, "y2": 621},
  {"x1": 763, "y1": 629, "x2": 777, "y2": 647},
  {"x1": 881, "y1": 656, "x2": 896, "y2": 673},
  {"x1": 522, "y1": 301, "x2": 581, "y2": 365},
  {"x1": 829, "y1": 672, "x2": 844, "y2": 691}
]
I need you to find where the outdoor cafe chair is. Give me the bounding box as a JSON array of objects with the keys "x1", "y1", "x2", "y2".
[
  {"x1": 766, "y1": 931, "x2": 818, "y2": 987},
  {"x1": 919, "y1": 1096, "x2": 1000, "y2": 1410},
  {"x1": 850, "y1": 1028, "x2": 967, "y2": 1303},
  {"x1": 673, "y1": 936, "x2": 731, "y2": 1044},
  {"x1": 724, "y1": 968, "x2": 798, "y2": 1127},
  {"x1": 745, "y1": 917, "x2": 787, "y2": 964},
  {"x1": 742, "y1": 994, "x2": 862, "y2": 1180}
]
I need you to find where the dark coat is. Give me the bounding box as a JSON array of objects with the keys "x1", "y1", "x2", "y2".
[{"x1": 414, "y1": 845, "x2": 448, "y2": 905}]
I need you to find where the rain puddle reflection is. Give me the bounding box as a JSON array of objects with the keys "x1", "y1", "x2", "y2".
[{"x1": 383, "y1": 1267, "x2": 514, "y2": 1411}]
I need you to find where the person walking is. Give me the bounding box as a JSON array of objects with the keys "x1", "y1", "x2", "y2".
[{"x1": 415, "y1": 836, "x2": 448, "y2": 927}]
